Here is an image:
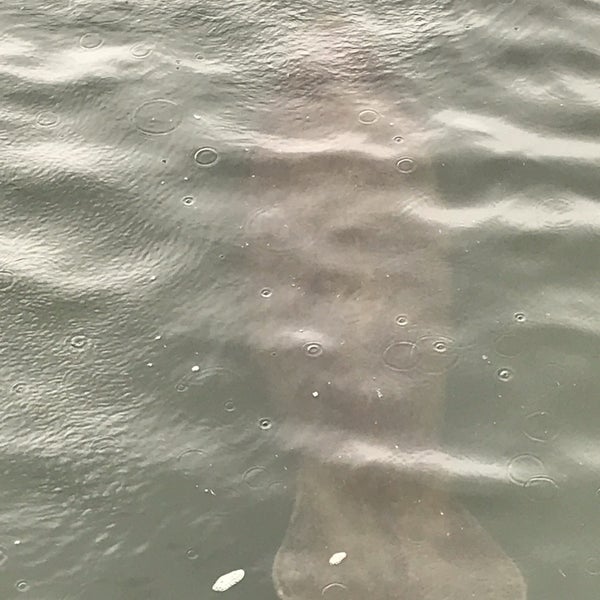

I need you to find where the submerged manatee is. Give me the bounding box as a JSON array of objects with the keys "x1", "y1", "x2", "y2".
[{"x1": 240, "y1": 94, "x2": 526, "y2": 599}]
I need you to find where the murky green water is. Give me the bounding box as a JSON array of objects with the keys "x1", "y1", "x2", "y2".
[{"x1": 1, "y1": 0, "x2": 599, "y2": 598}]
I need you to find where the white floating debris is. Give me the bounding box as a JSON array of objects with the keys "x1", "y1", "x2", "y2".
[
  {"x1": 212, "y1": 569, "x2": 245, "y2": 592},
  {"x1": 329, "y1": 552, "x2": 347, "y2": 565},
  {"x1": 191, "y1": 365, "x2": 200, "y2": 372},
  {"x1": 312, "y1": 391, "x2": 319, "y2": 398}
]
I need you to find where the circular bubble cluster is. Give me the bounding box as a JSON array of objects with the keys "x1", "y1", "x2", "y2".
[
  {"x1": 15, "y1": 581, "x2": 29, "y2": 592},
  {"x1": 244, "y1": 205, "x2": 299, "y2": 253},
  {"x1": 193, "y1": 147, "x2": 218, "y2": 166},
  {"x1": 383, "y1": 341, "x2": 415, "y2": 371},
  {"x1": 523, "y1": 411, "x2": 557, "y2": 442},
  {"x1": 303, "y1": 342, "x2": 323, "y2": 357},
  {"x1": 36, "y1": 111, "x2": 59, "y2": 128},
  {"x1": 70, "y1": 334, "x2": 87, "y2": 349},
  {"x1": 12, "y1": 383, "x2": 26, "y2": 394},
  {"x1": 79, "y1": 32, "x2": 103, "y2": 49},
  {"x1": 258, "y1": 418, "x2": 272, "y2": 430},
  {"x1": 130, "y1": 42, "x2": 154, "y2": 59},
  {"x1": 585, "y1": 557, "x2": 600, "y2": 576},
  {"x1": 539, "y1": 197, "x2": 574, "y2": 231},
  {"x1": 524, "y1": 476, "x2": 559, "y2": 501},
  {"x1": 497, "y1": 368, "x2": 513, "y2": 381},
  {"x1": 383, "y1": 335, "x2": 458, "y2": 373},
  {"x1": 358, "y1": 109, "x2": 379, "y2": 124},
  {"x1": 243, "y1": 466, "x2": 268, "y2": 489},
  {"x1": 396, "y1": 157, "x2": 416, "y2": 174},
  {"x1": 134, "y1": 99, "x2": 181, "y2": 135},
  {"x1": 176, "y1": 449, "x2": 205, "y2": 476},
  {"x1": 416, "y1": 335, "x2": 458, "y2": 373},
  {"x1": 507, "y1": 453, "x2": 545, "y2": 485},
  {"x1": 321, "y1": 582, "x2": 348, "y2": 599}
]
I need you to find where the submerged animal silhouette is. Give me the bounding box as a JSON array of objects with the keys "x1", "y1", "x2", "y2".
[{"x1": 241, "y1": 93, "x2": 526, "y2": 599}]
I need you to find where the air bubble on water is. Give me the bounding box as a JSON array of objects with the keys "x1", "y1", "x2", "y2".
[
  {"x1": 358, "y1": 109, "x2": 379, "y2": 124},
  {"x1": 396, "y1": 157, "x2": 416, "y2": 174},
  {"x1": 212, "y1": 568, "x2": 245, "y2": 592},
  {"x1": 497, "y1": 368, "x2": 513, "y2": 381},
  {"x1": 15, "y1": 581, "x2": 29, "y2": 592},
  {"x1": 414, "y1": 335, "x2": 458, "y2": 374},
  {"x1": 260, "y1": 288, "x2": 273, "y2": 298},
  {"x1": 243, "y1": 466, "x2": 268, "y2": 489},
  {"x1": 79, "y1": 32, "x2": 103, "y2": 49},
  {"x1": 514, "y1": 312, "x2": 526, "y2": 323},
  {"x1": 70, "y1": 334, "x2": 87, "y2": 349},
  {"x1": 133, "y1": 99, "x2": 181, "y2": 135},
  {"x1": 508, "y1": 453, "x2": 545, "y2": 485},
  {"x1": 585, "y1": 557, "x2": 600, "y2": 575},
  {"x1": 182, "y1": 196, "x2": 194, "y2": 206},
  {"x1": 268, "y1": 480, "x2": 287, "y2": 495},
  {"x1": 393, "y1": 135, "x2": 404, "y2": 143},
  {"x1": 177, "y1": 449, "x2": 205, "y2": 475},
  {"x1": 538, "y1": 197, "x2": 574, "y2": 231},
  {"x1": 12, "y1": 383, "x2": 26, "y2": 394},
  {"x1": 186, "y1": 548, "x2": 199, "y2": 560},
  {"x1": 0, "y1": 269, "x2": 15, "y2": 291},
  {"x1": 321, "y1": 582, "x2": 348, "y2": 598},
  {"x1": 433, "y1": 340, "x2": 447, "y2": 353},
  {"x1": 383, "y1": 341, "x2": 416, "y2": 371},
  {"x1": 524, "y1": 411, "x2": 557, "y2": 442},
  {"x1": 303, "y1": 342, "x2": 323, "y2": 357},
  {"x1": 395, "y1": 315, "x2": 408, "y2": 326},
  {"x1": 193, "y1": 147, "x2": 218, "y2": 166},
  {"x1": 259, "y1": 418, "x2": 272, "y2": 430},
  {"x1": 524, "y1": 475, "x2": 559, "y2": 501},
  {"x1": 35, "y1": 111, "x2": 59, "y2": 128},
  {"x1": 175, "y1": 382, "x2": 188, "y2": 393},
  {"x1": 224, "y1": 400, "x2": 235, "y2": 412},
  {"x1": 130, "y1": 42, "x2": 154, "y2": 58}
]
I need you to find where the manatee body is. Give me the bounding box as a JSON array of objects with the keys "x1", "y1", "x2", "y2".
[{"x1": 240, "y1": 94, "x2": 526, "y2": 599}]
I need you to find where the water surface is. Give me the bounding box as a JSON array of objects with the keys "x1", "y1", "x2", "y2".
[{"x1": 1, "y1": 0, "x2": 600, "y2": 598}]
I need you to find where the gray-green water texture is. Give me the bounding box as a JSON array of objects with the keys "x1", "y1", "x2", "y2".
[{"x1": 1, "y1": 0, "x2": 599, "y2": 598}]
